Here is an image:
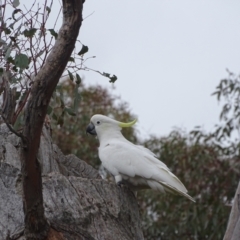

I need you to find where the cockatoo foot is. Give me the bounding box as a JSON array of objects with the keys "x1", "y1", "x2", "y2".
[{"x1": 117, "y1": 180, "x2": 125, "y2": 187}]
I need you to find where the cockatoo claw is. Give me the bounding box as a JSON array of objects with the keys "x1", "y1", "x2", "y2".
[{"x1": 117, "y1": 181, "x2": 125, "y2": 187}]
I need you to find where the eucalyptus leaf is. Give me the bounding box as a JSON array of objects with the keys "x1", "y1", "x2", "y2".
[
  {"x1": 78, "y1": 45, "x2": 88, "y2": 55},
  {"x1": 68, "y1": 70, "x2": 74, "y2": 81},
  {"x1": 5, "y1": 47, "x2": 12, "y2": 60},
  {"x1": 47, "y1": 105, "x2": 53, "y2": 115},
  {"x1": 12, "y1": 9, "x2": 21, "y2": 20},
  {"x1": 36, "y1": 50, "x2": 45, "y2": 58},
  {"x1": 68, "y1": 57, "x2": 75, "y2": 62},
  {"x1": 76, "y1": 73, "x2": 81, "y2": 85},
  {"x1": 14, "y1": 53, "x2": 29, "y2": 69},
  {"x1": 4, "y1": 28, "x2": 11, "y2": 35},
  {"x1": 73, "y1": 86, "x2": 81, "y2": 112},
  {"x1": 65, "y1": 107, "x2": 76, "y2": 116},
  {"x1": 48, "y1": 29, "x2": 58, "y2": 39},
  {"x1": 12, "y1": 0, "x2": 20, "y2": 8},
  {"x1": 23, "y1": 28, "x2": 37, "y2": 38},
  {"x1": 46, "y1": 6, "x2": 51, "y2": 13}
]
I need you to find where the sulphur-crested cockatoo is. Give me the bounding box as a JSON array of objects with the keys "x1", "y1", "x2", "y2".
[{"x1": 86, "y1": 114, "x2": 195, "y2": 202}]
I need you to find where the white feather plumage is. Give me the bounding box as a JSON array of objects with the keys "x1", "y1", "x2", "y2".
[{"x1": 87, "y1": 114, "x2": 195, "y2": 202}]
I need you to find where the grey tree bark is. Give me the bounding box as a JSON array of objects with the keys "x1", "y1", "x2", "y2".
[
  {"x1": 0, "y1": 124, "x2": 144, "y2": 240},
  {"x1": 223, "y1": 182, "x2": 240, "y2": 240}
]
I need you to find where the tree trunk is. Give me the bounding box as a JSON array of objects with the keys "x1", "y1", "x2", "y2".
[
  {"x1": 223, "y1": 181, "x2": 240, "y2": 240},
  {"x1": 19, "y1": 0, "x2": 84, "y2": 238},
  {"x1": 0, "y1": 124, "x2": 144, "y2": 240}
]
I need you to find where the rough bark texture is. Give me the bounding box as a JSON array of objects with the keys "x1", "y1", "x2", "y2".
[
  {"x1": 0, "y1": 124, "x2": 144, "y2": 240},
  {"x1": 20, "y1": 0, "x2": 84, "y2": 237},
  {"x1": 224, "y1": 181, "x2": 240, "y2": 240},
  {"x1": 1, "y1": 71, "x2": 17, "y2": 124}
]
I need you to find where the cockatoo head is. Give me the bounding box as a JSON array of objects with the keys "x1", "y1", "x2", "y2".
[{"x1": 86, "y1": 114, "x2": 137, "y2": 137}]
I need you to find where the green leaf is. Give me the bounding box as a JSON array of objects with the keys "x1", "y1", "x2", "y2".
[
  {"x1": 15, "y1": 91, "x2": 21, "y2": 101},
  {"x1": 73, "y1": 85, "x2": 81, "y2": 112},
  {"x1": 76, "y1": 73, "x2": 81, "y2": 85},
  {"x1": 9, "y1": 23, "x2": 15, "y2": 30},
  {"x1": 12, "y1": 65, "x2": 18, "y2": 72},
  {"x1": 65, "y1": 107, "x2": 76, "y2": 116},
  {"x1": 60, "y1": 97, "x2": 65, "y2": 108},
  {"x1": 68, "y1": 70, "x2": 74, "y2": 81},
  {"x1": 15, "y1": 53, "x2": 29, "y2": 69},
  {"x1": 68, "y1": 57, "x2": 75, "y2": 62},
  {"x1": 211, "y1": 91, "x2": 219, "y2": 96},
  {"x1": 36, "y1": 50, "x2": 44, "y2": 58},
  {"x1": 7, "y1": 56, "x2": 15, "y2": 64},
  {"x1": 78, "y1": 45, "x2": 88, "y2": 55},
  {"x1": 103, "y1": 72, "x2": 110, "y2": 78},
  {"x1": 102, "y1": 72, "x2": 118, "y2": 83},
  {"x1": 23, "y1": 28, "x2": 37, "y2": 38},
  {"x1": 5, "y1": 47, "x2": 12, "y2": 60},
  {"x1": 52, "y1": 113, "x2": 58, "y2": 121},
  {"x1": 13, "y1": 113, "x2": 23, "y2": 130},
  {"x1": 4, "y1": 28, "x2": 11, "y2": 35},
  {"x1": 12, "y1": 9, "x2": 21, "y2": 21},
  {"x1": 109, "y1": 75, "x2": 117, "y2": 83},
  {"x1": 12, "y1": 0, "x2": 20, "y2": 8},
  {"x1": 10, "y1": 36, "x2": 17, "y2": 42},
  {"x1": 46, "y1": 6, "x2": 51, "y2": 13},
  {"x1": 48, "y1": 29, "x2": 58, "y2": 39}
]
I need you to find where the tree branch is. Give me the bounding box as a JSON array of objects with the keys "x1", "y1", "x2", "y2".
[{"x1": 1, "y1": 114, "x2": 25, "y2": 140}]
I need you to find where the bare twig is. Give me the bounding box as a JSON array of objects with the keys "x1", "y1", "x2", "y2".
[
  {"x1": 83, "y1": 11, "x2": 95, "y2": 21},
  {"x1": 1, "y1": 114, "x2": 25, "y2": 139}
]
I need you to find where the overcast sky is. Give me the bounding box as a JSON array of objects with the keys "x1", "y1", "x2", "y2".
[
  {"x1": 47, "y1": 1, "x2": 240, "y2": 138},
  {"x1": 79, "y1": 1, "x2": 240, "y2": 138}
]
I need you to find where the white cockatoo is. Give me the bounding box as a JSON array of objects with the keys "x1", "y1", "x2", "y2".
[{"x1": 86, "y1": 114, "x2": 195, "y2": 202}]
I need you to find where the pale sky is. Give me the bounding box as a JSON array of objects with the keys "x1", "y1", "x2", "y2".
[
  {"x1": 79, "y1": 1, "x2": 240, "y2": 138},
  {"x1": 39, "y1": 1, "x2": 240, "y2": 138}
]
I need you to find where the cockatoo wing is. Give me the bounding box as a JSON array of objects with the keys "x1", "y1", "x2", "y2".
[{"x1": 135, "y1": 145, "x2": 169, "y2": 169}]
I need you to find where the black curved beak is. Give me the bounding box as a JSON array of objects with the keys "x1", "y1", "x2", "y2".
[{"x1": 86, "y1": 122, "x2": 97, "y2": 135}]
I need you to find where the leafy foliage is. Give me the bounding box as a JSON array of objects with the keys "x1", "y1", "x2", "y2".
[
  {"x1": 212, "y1": 71, "x2": 240, "y2": 142},
  {"x1": 0, "y1": 1, "x2": 55, "y2": 79},
  {"x1": 0, "y1": 0, "x2": 117, "y2": 126},
  {"x1": 139, "y1": 131, "x2": 239, "y2": 239},
  {"x1": 139, "y1": 71, "x2": 240, "y2": 239}
]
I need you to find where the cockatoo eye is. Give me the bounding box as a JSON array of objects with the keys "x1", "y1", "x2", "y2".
[{"x1": 96, "y1": 121, "x2": 101, "y2": 125}]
